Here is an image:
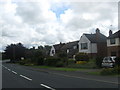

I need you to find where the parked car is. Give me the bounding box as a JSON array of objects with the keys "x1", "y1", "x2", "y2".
[{"x1": 102, "y1": 56, "x2": 116, "y2": 68}]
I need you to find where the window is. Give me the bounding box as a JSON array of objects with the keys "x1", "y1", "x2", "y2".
[
  {"x1": 81, "y1": 43, "x2": 88, "y2": 49},
  {"x1": 67, "y1": 49, "x2": 69, "y2": 53},
  {"x1": 52, "y1": 50, "x2": 54, "y2": 54},
  {"x1": 73, "y1": 46, "x2": 77, "y2": 49},
  {"x1": 110, "y1": 38, "x2": 115, "y2": 44}
]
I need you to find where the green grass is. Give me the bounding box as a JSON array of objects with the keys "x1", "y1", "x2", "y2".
[
  {"x1": 87, "y1": 71, "x2": 101, "y2": 75},
  {"x1": 32, "y1": 65, "x2": 87, "y2": 71}
]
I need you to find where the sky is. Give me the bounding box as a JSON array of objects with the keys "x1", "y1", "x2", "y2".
[{"x1": 0, "y1": 0, "x2": 119, "y2": 51}]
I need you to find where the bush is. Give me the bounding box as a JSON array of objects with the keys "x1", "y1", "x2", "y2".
[
  {"x1": 68, "y1": 59, "x2": 75, "y2": 65},
  {"x1": 95, "y1": 57, "x2": 103, "y2": 68},
  {"x1": 44, "y1": 56, "x2": 64, "y2": 67},
  {"x1": 100, "y1": 66, "x2": 120, "y2": 75},
  {"x1": 76, "y1": 61, "x2": 87, "y2": 64},
  {"x1": 19, "y1": 59, "x2": 31, "y2": 65},
  {"x1": 115, "y1": 57, "x2": 120, "y2": 66},
  {"x1": 75, "y1": 53, "x2": 89, "y2": 61},
  {"x1": 100, "y1": 68, "x2": 114, "y2": 75}
]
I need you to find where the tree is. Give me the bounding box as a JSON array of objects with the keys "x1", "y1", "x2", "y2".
[{"x1": 4, "y1": 43, "x2": 26, "y2": 62}]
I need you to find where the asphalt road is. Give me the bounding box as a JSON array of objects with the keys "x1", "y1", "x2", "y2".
[{"x1": 2, "y1": 62, "x2": 119, "y2": 89}]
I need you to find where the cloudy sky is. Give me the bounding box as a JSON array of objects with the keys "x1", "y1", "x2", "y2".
[{"x1": 0, "y1": 0, "x2": 119, "y2": 51}]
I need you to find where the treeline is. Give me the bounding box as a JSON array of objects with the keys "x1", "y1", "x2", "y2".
[{"x1": 3, "y1": 43, "x2": 51, "y2": 64}]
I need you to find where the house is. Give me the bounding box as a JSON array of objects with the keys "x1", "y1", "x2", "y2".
[
  {"x1": 78, "y1": 28, "x2": 107, "y2": 58},
  {"x1": 50, "y1": 42, "x2": 65, "y2": 56},
  {"x1": 60, "y1": 40, "x2": 79, "y2": 58},
  {"x1": 107, "y1": 30, "x2": 120, "y2": 57}
]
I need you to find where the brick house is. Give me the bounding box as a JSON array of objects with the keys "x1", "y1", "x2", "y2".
[
  {"x1": 107, "y1": 30, "x2": 120, "y2": 57},
  {"x1": 78, "y1": 28, "x2": 107, "y2": 58}
]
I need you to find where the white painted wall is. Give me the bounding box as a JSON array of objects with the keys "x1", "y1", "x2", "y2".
[
  {"x1": 78, "y1": 34, "x2": 97, "y2": 53},
  {"x1": 50, "y1": 46, "x2": 55, "y2": 56},
  {"x1": 107, "y1": 38, "x2": 120, "y2": 47}
]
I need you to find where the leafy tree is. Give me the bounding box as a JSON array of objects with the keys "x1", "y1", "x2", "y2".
[{"x1": 4, "y1": 43, "x2": 26, "y2": 62}]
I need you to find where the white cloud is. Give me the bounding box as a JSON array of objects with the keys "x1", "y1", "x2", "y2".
[{"x1": 0, "y1": 0, "x2": 118, "y2": 51}]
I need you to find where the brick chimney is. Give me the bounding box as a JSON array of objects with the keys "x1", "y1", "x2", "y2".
[
  {"x1": 96, "y1": 28, "x2": 100, "y2": 43},
  {"x1": 96, "y1": 28, "x2": 100, "y2": 34},
  {"x1": 109, "y1": 30, "x2": 112, "y2": 36}
]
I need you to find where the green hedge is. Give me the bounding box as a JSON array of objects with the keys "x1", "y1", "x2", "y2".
[
  {"x1": 75, "y1": 53, "x2": 89, "y2": 61},
  {"x1": 44, "y1": 56, "x2": 64, "y2": 67},
  {"x1": 100, "y1": 66, "x2": 120, "y2": 75}
]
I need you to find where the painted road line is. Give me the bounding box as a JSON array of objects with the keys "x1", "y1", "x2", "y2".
[
  {"x1": 2, "y1": 65, "x2": 7, "y2": 69},
  {"x1": 7, "y1": 68, "x2": 11, "y2": 71},
  {"x1": 20, "y1": 75, "x2": 32, "y2": 81},
  {"x1": 12, "y1": 71, "x2": 17, "y2": 74},
  {"x1": 53, "y1": 73, "x2": 120, "y2": 85},
  {"x1": 40, "y1": 84, "x2": 56, "y2": 90}
]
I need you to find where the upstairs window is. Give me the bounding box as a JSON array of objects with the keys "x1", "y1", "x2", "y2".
[
  {"x1": 52, "y1": 50, "x2": 55, "y2": 54},
  {"x1": 73, "y1": 46, "x2": 77, "y2": 49},
  {"x1": 110, "y1": 38, "x2": 115, "y2": 44},
  {"x1": 81, "y1": 43, "x2": 88, "y2": 49}
]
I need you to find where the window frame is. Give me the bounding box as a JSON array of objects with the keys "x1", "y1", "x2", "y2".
[
  {"x1": 81, "y1": 43, "x2": 88, "y2": 50},
  {"x1": 110, "y1": 38, "x2": 115, "y2": 44}
]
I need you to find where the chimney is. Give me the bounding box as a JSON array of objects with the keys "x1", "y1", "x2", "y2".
[
  {"x1": 96, "y1": 28, "x2": 100, "y2": 34},
  {"x1": 109, "y1": 30, "x2": 112, "y2": 36},
  {"x1": 95, "y1": 28, "x2": 100, "y2": 43}
]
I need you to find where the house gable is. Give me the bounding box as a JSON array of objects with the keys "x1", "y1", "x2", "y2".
[
  {"x1": 79, "y1": 34, "x2": 97, "y2": 54},
  {"x1": 107, "y1": 30, "x2": 120, "y2": 57},
  {"x1": 50, "y1": 46, "x2": 55, "y2": 56}
]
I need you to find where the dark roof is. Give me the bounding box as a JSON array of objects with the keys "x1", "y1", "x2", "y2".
[
  {"x1": 53, "y1": 43, "x2": 65, "y2": 53},
  {"x1": 61, "y1": 40, "x2": 79, "y2": 50},
  {"x1": 107, "y1": 30, "x2": 120, "y2": 39},
  {"x1": 84, "y1": 33, "x2": 107, "y2": 43},
  {"x1": 60, "y1": 40, "x2": 79, "y2": 58}
]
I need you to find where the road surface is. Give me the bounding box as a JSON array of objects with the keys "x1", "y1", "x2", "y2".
[{"x1": 2, "y1": 61, "x2": 119, "y2": 89}]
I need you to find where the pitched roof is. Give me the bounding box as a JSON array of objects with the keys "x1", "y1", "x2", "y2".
[
  {"x1": 107, "y1": 30, "x2": 120, "y2": 39},
  {"x1": 60, "y1": 40, "x2": 79, "y2": 58},
  {"x1": 61, "y1": 40, "x2": 79, "y2": 50},
  {"x1": 84, "y1": 33, "x2": 107, "y2": 43},
  {"x1": 53, "y1": 43, "x2": 65, "y2": 53}
]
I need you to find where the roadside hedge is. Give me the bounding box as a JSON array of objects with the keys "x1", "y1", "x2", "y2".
[
  {"x1": 100, "y1": 66, "x2": 120, "y2": 75},
  {"x1": 44, "y1": 56, "x2": 64, "y2": 67},
  {"x1": 75, "y1": 53, "x2": 89, "y2": 61}
]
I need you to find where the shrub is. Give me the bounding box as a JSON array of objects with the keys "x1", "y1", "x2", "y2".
[
  {"x1": 68, "y1": 59, "x2": 75, "y2": 65},
  {"x1": 76, "y1": 61, "x2": 87, "y2": 64},
  {"x1": 44, "y1": 56, "x2": 64, "y2": 67},
  {"x1": 100, "y1": 68, "x2": 114, "y2": 75},
  {"x1": 115, "y1": 57, "x2": 120, "y2": 66},
  {"x1": 75, "y1": 53, "x2": 89, "y2": 61},
  {"x1": 100, "y1": 66, "x2": 120, "y2": 75},
  {"x1": 95, "y1": 57, "x2": 103, "y2": 68},
  {"x1": 19, "y1": 59, "x2": 31, "y2": 65}
]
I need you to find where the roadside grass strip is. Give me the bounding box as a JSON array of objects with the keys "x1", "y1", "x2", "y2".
[
  {"x1": 40, "y1": 84, "x2": 56, "y2": 90},
  {"x1": 20, "y1": 74, "x2": 32, "y2": 81}
]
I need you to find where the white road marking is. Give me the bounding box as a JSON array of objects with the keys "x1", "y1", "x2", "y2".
[
  {"x1": 40, "y1": 84, "x2": 55, "y2": 90},
  {"x1": 12, "y1": 71, "x2": 17, "y2": 74},
  {"x1": 20, "y1": 75, "x2": 32, "y2": 81},
  {"x1": 2, "y1": 65, "x2": 7, "y2": 69},
  {"x1": 7, "y1": 68, "x2": 11, "y2": 71}
]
